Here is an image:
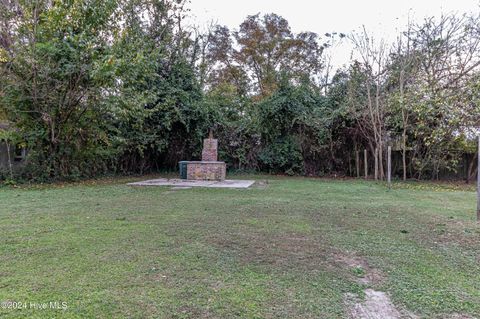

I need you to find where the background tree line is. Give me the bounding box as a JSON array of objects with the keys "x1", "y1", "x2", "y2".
[{"x1": 0, "y1": 0, "x2": 479, "y2": 182}]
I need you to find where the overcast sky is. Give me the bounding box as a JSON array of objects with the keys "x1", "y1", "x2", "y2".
[{"x1": 187, "y1": 0, "x2": 480, "y2": 68}]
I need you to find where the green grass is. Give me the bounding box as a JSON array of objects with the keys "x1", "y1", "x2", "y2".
[{"x1": 0, "y1": 176, "x2": 479, "y2": 318}]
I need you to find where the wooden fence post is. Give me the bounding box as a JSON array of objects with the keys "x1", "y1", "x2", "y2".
[
  {"x1": 387, "y1": 146, "x2": 392, "y2": 189},
  {"x1": 364, "y1": 149, "x2": 368, "y2": 180},
  {"x1": 356, "y1": 150, "x2": 360, "y2": 178}
]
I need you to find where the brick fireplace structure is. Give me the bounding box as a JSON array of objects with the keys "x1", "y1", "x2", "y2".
[{"x1": 180, "y1": 134, "x2": 226, "y2": 181}]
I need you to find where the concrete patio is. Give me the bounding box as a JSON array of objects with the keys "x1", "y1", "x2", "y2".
[{"x1": 127, "y1": 178, "x2": 255, "y2": 189}]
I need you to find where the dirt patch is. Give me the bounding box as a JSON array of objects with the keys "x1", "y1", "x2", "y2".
[
  {"x1": 208, "y1": 232, "x2": 389, "y2": 282},
  {"x1": 436, "y1": 220, "x2": 480, "y2": 247},
  {"x1": 332, "y1": 252, "x2": 385, "y2": 285},
  {"x1": 207, "y1": 232, "x2": 331, "y2": 271},
  {"x1": 411, "y1": 218, "x2": 480, "y2": 264},
  {"x1": 345, "y1": 289, "x2": 415, "y2": 319}
]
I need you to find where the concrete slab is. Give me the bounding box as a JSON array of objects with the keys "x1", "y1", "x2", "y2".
[
  {"x1": 128, "y1": 178, "x2": 255, "y2": 189},
  {"x1": 209, "y1": 180, "x2": 256, "y2": 188}
]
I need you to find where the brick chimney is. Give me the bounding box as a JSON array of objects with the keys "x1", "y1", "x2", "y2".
[{"x1": 201, "y1": 134, "x2": 218, "y2": 161}]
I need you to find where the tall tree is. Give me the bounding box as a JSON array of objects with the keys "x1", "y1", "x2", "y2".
[
  {"x1": 205, "y1": 13, "x2": 326, "y2": 97},
  {"x1": 350, "y1": 28, "x2": 389, "y2": 179},
  {"x1": 1, "y1": 0, "x2": 122, "y2": 179},
  {"x1": 407, "y1": 14, "x2": 480, "y2": 178},
  {"x1": 388, "y1": 20, "x2": 418, "y2": 180}
]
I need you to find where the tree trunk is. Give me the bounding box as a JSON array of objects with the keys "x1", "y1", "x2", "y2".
[
  {"x1": 387, "y1": 146, "x2": 392, "y2": 189},
  {"x1": 5, "y1": 141, "x2": 13, "y2": 180},
  {"x1": 364, "y1": 149, "x2": 368, "y2": 179},
  {"x1": 378, "y1": 142, "x2": 384, "y2": 180},
  {"x1": 468, "y1": 154, "x2": 477, "y2": 183},
  {"x1": 356, "y1": 149, "x2": 360, "y2": 178}
]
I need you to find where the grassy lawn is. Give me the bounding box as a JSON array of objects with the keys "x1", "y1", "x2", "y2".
[{"x1": 0, "y1": 176, "x2": 479, "y2": 318}]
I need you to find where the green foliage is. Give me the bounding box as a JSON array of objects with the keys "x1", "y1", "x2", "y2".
[
  {"x1": 258, "y1": 137, "x2": 303, "y2": 175},
  {"x1": 0, "y1": 127, "x2": 21, "y2": 180},
  {"x1": 1, "y1": 5, "x2": 479, "y2": 181},
  {"x1": 0, "y1": 48, "x2": 7, "y2": 63},
  {"x1": 1, "y1": 0, "x2": 121, "y2": 181},
  {"x1": 203, "y1": 83, "x2": 260, "y2": 170},
  {"x1": 204, "y1": 13, "x2": 326, "y2": 97},
  {"x1": 256, "y1": 77, "x2": 336, "y2": 175}
]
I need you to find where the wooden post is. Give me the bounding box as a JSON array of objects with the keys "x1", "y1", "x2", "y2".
[
  {"x1": 374, "y1": 148, "x2": 378, "y2": 181},
  {"x1": 477, "y1": 136, "x2": 480, "y2": 222},
  {"x1": 364, "y1": 149, "x2": 368, "y2": 180},
  {"x1": 387, "y1": 146, "x2": 392, "y2": 189},
  {"x1": 348, "y1": 155, "x2": 352, "y2": 177},
  {"x1": 356, "y1": 150, "x2": 360, "y2": 178}
]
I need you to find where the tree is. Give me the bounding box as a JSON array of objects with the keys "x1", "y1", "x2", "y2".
[
  {"x1": 257, "y1": 76, "x2": 334, "y2": 175},
  {"x1": 2, "y1": 4, "x2": 480, "y2": 182},
  {"x1": 204, "y1": 13, "x2": 326, "y2": 97},
  {"x1": 1, "y1": 0, "x2": 124, "y2": 180},
  {"x1": 406, "y1": 14, "x2": 480, "y2": 178},
  {"x1": 0, "y1": 127, "x2": 20, "y2": 180},
  {"x1": 350, "y1": 28, "x2": 389, "y2": 179},
  {"x1": 387, "y1": 20, "x2": 419, "y2": 180},
  {"x1": 107, "y1": 0, "x2": 207, "y2": 172}
]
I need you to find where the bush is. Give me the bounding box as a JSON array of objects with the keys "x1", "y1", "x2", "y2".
[{"x1": 258, "y1": 137, "x2": 303, "y2": 174}]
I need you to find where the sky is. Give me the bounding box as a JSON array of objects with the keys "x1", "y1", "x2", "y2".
[{"x1": 186, "y1": 0, "x2": 480, "y2": 69}]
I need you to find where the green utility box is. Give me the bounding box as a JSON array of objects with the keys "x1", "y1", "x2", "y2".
[{"x1": 178, "y1": 161, "x2": 189, "y2": 179}]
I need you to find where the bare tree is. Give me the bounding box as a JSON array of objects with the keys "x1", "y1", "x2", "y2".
[{"x1": 350, "y1": 27, "x2": 389, "y2": 179}]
